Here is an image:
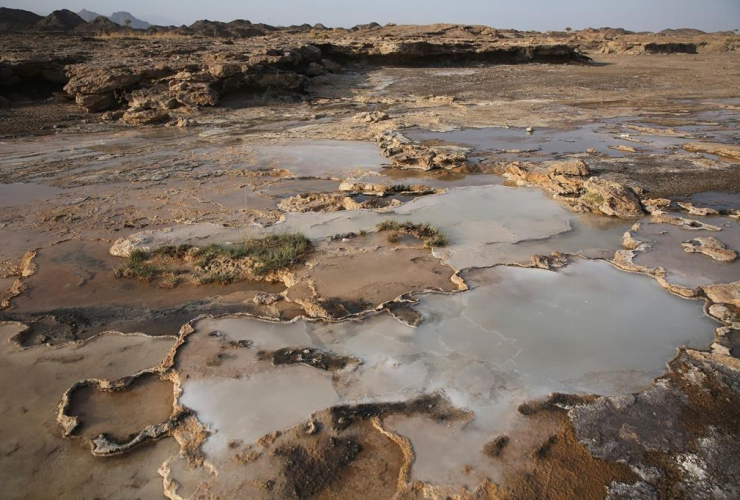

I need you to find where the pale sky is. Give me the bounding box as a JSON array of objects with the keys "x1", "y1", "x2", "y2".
[{"x1": 3, "y1": 0, "x2": 740, "y2": 32}]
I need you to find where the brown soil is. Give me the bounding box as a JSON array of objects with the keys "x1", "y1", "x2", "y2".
[
  {"x1": 500, "y1": 411, "x2": 639, "y2": 500},
  {"x1": 274, "y1": 437, "x2": 363, "y2": 498}
]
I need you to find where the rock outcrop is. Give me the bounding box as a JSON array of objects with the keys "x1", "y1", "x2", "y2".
[
  {"x1": 354, "y1": 111, "x2": 389, "y2": 123},
  {"x1": 650, "y1": 212, "x2": 722, "y2": 231},
  {"x1": 317, "y1": 41, "x2": 591, "y2": 65},
  {"x1": 682, "y1": 237, "x2": 737, "y2": 263},
  {"x1": 704, "y1": 281, "x2": 740, "y2": 308},
  {"x1": 677, "y1": 202, "x2": 720, "y2": 217},
  {"x1": 278, "y1": 193, "x2": 364, "y2": 213},
  {"x1": 60, "y1": 44, "x2": 333, "y2": 114},
  {"x1": 338, "y1": 182, "x2": 439, "y2": 196},
  {"x1": 502, "y1": 160, "x2": 645, "y2": 218},
  {"x1": 378, "y1": 130, "x2": 469, "y2": 170},
  {"x1": 277, "y1": 193, "x2": 401, "y2": 212}
]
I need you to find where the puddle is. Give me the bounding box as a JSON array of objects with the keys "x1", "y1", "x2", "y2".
[
  {"x1": 677, "y1": 191, "x2": 740, "y2": 211},
  {"x1": 0, "y1": 182, "x2": 64, "y2": 208},
  {"x1": 257, "y1": 178, "x2": 340, "y2": 198},
  {"x1": 404, "y1": 110, "x2": 740, "y2": 161},
  {"x1": 176, "y1": 316, "x2": 338, "y2": 457},
  {"x1": 420, "y1": 261, "x2": 712, "y2": 393},
  {"x1": 405, "y1": 122, "x2": 698, "y2": 159},
  {"x1": 384, "y1": 415, "x2": 505, "y2": 488},
  {"x1": 181, "y1": 368, "x2": 340, "y2": 457},
  {"x1": 68, "y1": 374, "x2": 174, "y2": 441},
  {"x1": 633, "y1": 216, "x2": 740, "y2": 287},
  {"x1": 253, "y1": 140, "x2": 388, "y2": 178},
  {"x1": 275, "y1": 185, "x2": 633, "y2": 269},
  {"x1": 377, "y1": 170, "x2": 505, "y2": 188},
  {"x1": 173, "y1": 259, "x2": 714, "y2": 489}
]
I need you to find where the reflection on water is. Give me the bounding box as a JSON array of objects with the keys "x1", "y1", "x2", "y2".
[{"x1": 177, "y1": 259, "x2": 715, "y2": 487}]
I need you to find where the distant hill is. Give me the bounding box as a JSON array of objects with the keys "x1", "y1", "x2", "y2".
[
  {"x1": 36, "y1": 9, "x2": 86, "y2": 31},
  {"x1": 659, "y1": 28, "x2": 707, "y2": 36},
  {"x1": 0, "y1": 7, "x2": 43, "y2": 30},
  {"x1": 77, "y1": 9, "x2": 103, "y2": 22},
  {"x1": 75, "y1": 9, "x2": 151, "y2": 29},
  {"x1": 74, "y1": 15, "x2": 121, "y2": 33},
  {"x1": 109, "y1": 11, "x2": 150, "y2": 29},
  {"x1": 185, "y1": 19, "x2": 278, "y2": 37}
]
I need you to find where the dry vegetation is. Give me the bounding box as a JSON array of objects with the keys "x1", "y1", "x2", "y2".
[{"x1": 376, "y1": 220, "x2": 450, "y2": 248}]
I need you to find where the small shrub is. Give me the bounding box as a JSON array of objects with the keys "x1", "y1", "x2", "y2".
[
  {"x1": 376, "y1": 220, "x2": 449, "y2": 248},
  {"x1": 376, "y1": 220, "x2": 402, "y2": 232},
  {"x1": 424, "y1": 232, "x2": 449, "y2": 248},
  {"x1": 114, "y1": 249, "x2": 159, "y2": 282},
  {"x1": 128, "y1": 249, "x2": 149, "y2": 266}
]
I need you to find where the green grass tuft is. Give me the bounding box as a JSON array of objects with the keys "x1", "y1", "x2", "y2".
[
  {"x1": 193, "y1": 233, "x2": 312, "y2": 277},
  {"x1": 375, "y1": 220, "x2": 449, "y2": 248},
  {"x1": 423, "y1": 232, "x2": 449, "y2": 248},
  {"x1": 114, "y1": 249, "x2": 159, "y2": 282}
]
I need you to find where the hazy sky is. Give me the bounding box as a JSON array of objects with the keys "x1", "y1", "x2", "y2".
[{"x1": 4, "y1": 0, "x2": 740, "y2": 31}]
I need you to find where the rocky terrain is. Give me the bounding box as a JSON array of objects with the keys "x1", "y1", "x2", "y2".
[{"x1": 1, "y1": 8, "x2": 740, "y2": 500}]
